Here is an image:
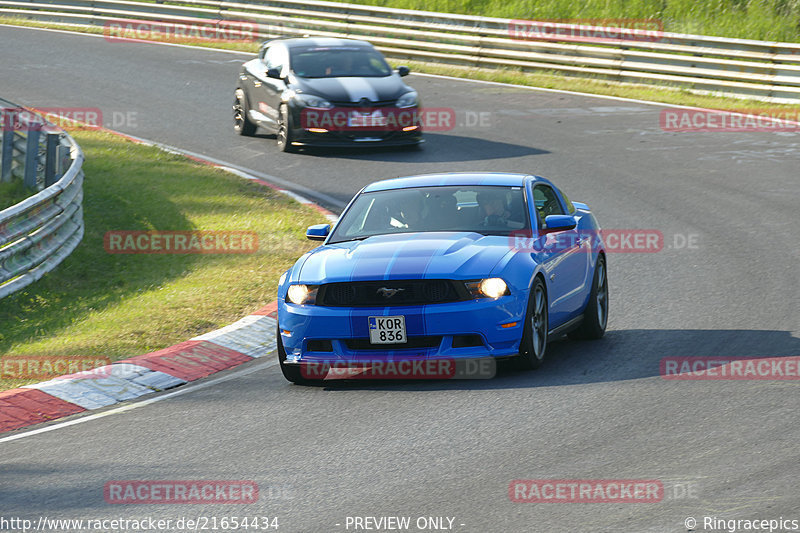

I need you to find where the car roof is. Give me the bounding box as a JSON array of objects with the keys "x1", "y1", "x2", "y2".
[
  {"x1": 265, "y1": 37, "x2": 375, "y2": 50},
  {"x1": 363, "y1": 172, "x2": 536, "y2": 192}
]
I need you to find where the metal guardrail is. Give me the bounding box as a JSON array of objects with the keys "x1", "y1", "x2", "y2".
[
  {"x1": 0, "y1": 99, "x2": 85, "y2": 299},
  {"x1": 1, "y1": 0, "x2": 800, "y2": 102}
]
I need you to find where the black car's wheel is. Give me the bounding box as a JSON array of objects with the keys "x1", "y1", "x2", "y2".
[
  {"x1": 516, "y1": 276, "x2": 548, "y2": 370},
  {"x1": 569, "y1": 254, "x2": 608, "y2": 340},
  {"x1": 277, "y1": 325, "x2": 315, "y2": 384},
  {"x1": 233, "y1": 89, "x2": 256, "y2": 136},
  {"x1": 276, "y1": 104, "x2": 296, "y2": 152}
]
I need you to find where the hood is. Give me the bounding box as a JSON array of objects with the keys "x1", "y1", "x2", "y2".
[
  {"x1": 298, "y1": 232, "x2": 514, "y2": 283},
  {"x1": 292, "y1": 75, "x2": 411, "y2": 103}
]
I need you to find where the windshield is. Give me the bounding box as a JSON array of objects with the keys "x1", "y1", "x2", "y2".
[
  {"x1": 290, "y1": 47, "x2": 393, "y2": 78},
  {"x1": 328, "y1": 185, "x2": 530, "y2": 243}
]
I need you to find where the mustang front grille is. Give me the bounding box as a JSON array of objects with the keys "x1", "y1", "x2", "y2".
[{"x1": 316, "y1": 279, "x2": 469, "y2": 307}]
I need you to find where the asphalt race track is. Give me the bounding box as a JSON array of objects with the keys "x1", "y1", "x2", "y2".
[{"x1": 1, "y1": 25, "x2": 799, "y2": 533}]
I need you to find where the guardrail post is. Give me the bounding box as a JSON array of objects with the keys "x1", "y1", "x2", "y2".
[
  {"x1": 1, "y1": 109, "x2": 13, "y2": 183},
  {"x1": 24, "y1": 122, "x2": 42, "y2": 190},
  {"x1": 44, "y1": 131, "x2": 61, "y2": 187},
  {"x1": 58, "y1": 143, "x2": 71, "y2": 176}
]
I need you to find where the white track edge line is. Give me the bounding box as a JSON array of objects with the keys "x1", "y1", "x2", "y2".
[{"x1": 0, "y1": 358, "x2": 279, "y2": 444}]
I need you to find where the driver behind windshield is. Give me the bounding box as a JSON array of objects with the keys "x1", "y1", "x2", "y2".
[
  {"x1": 476, "y1": 190, "x2": 526, "y2": 230},
  {"x1": 324, "y1": 53, "x2": 354, "y2": 77},
  {"x1": 477, "y1": 190, "x2": 511, "y2": 226}
]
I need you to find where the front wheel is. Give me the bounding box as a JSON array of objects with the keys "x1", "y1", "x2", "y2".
[
  {"x1": 569, "y1": 254, "x2": 608, "y2": 340},
  {"x1": 233, "y1": 89, "x2": 256, "y2": 136},
  {"x1": 516, "y1": 277, "x2": 548, "y2": 370},
  {"x1": 276, "y1": 104, "x2": 296, "y2": 152}
]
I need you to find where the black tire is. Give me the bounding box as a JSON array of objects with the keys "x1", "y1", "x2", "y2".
[
  {"x1": 277, "y1": 325, "x2": 314, "y2": 384},
  {"x1": 515, "y1": 276, "x2": 548, "y2": 370},
  {"x1": 276, "y1": 104, "x2": 296, "y2": 152},
  {"x1": 569, "y1": 254, "x2": 608, "y2": 340},
  {"x1": 233, "y1": 89, "x2": 256, "y2": 136}
]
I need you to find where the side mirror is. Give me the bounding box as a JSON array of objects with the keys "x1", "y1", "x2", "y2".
[
  {"x1": 266, "y1": 67, "x2": 282, "y2": 80},
  {"x1": 543, "y1": 215, "x2": 577, "y2": 232},
  {"x1": 396, "y1": 66, "x2": 410, "y2": 77},
  {"x1": 306, "y1": 224, "x2": 330, "y2": 241}
]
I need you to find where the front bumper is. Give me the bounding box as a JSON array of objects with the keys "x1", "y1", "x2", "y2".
[
  {"x1": 289, "y1": 127, "x2": 423, "y2": 148},
  {"x1": 288, "y1": 104, "x2": 423, "y2": 147},
  {"x1": 278, "y1": 296, "x2": 528, "y2": 365}
]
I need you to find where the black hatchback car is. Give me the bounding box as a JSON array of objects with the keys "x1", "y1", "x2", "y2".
[{"x1": 233, "y1": 37, "x2": 423, "y2": 152}]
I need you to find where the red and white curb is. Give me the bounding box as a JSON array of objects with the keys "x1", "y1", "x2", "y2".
[
  {"x1": 1, "y1": 301, "x2": 277, "y2": 432},
  {"x1": 0, "y1": 122, "x2": 336, "y2": 434}
]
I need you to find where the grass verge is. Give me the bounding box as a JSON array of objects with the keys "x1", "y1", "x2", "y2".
[
  {"x1": 0, "y1": 179, "x2": 31, "y2": 210},
  {"x1": 323, "y1": 0, "x2": 800, "y2": 43},
  {"x1": 0, "y1": 127, "x2": 323, "y2": 391},
  {"x1": 1, "y1": 17, "x2": 798, "y2": 113}
]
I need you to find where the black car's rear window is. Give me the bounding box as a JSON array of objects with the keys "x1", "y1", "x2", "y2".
[{"x1": 290, "y1": 47, "x2": 392, "y2": 78}]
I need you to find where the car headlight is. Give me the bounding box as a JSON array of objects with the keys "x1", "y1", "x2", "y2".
[
  {"x1": 293, "y1": 93, "x2": 333, "y2": 109},
  {"x1": 465, "y1": 278, "x2": 509, "y2": 299},
  {"x1": 286, "y1": 284, "x2": 319, "y2": 305},
  {"x1": 395, "y1": 91, "x2": 418, "y2": 108}
]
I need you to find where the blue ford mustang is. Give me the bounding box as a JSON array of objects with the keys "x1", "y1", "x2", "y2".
[{"x1": 277, "y1": 172, "x2": 608, "y2": 383}]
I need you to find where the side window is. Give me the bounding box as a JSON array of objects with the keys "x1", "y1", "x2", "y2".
[
  {"x1": 557, "y1": 187, "x2": 576, "y2": 215},
  {"x1": 532, "y1": 185, "x2": 565, "y2": 227},
  {"x1": 264, "y1": 45, "x2": 287, "y2": 72}
]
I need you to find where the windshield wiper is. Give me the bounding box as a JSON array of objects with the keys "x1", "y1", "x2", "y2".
[{"x1": 328, "y1": 236, "x2": 372, "y2": 244}]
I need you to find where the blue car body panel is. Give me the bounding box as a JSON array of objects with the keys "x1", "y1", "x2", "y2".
[{"x1": 277, "y1": 172, "x2": 604, "y2": 365}]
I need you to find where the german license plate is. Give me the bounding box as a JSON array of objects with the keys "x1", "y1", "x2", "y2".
[
  {"x1": 368, "y1": 316, "x2": 406, "y2": 344},
  {"x1": 348, "y1": 110, "x2": 386, "y2": 128}
]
